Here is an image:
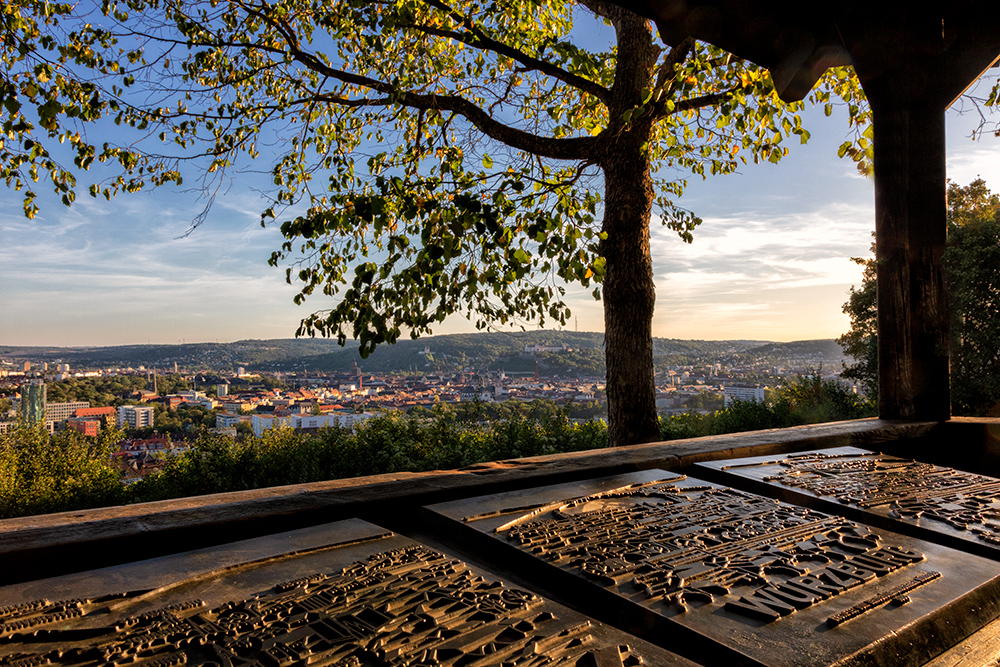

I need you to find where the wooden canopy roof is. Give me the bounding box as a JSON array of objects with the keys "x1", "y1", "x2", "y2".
[{"x1": 617, "y1": 1, "x2": 1000, "y2": 103}]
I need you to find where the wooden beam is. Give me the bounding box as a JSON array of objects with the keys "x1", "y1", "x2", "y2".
[
  {"x1": 847, "y1": 7, "x2": 999, "y2": 421},
  {"x1": 851, "y1": 10, "x2": 953, "y2": 420},
  {"x1": 870, "y1": 91, "x2": 950, "y2": 420}
]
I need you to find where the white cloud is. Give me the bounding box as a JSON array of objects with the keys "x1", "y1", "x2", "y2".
[
  {"x1": 645, "y1": 195, "x2": 873, "y2": 340},
  {"x1": 0, "y1": 185, "x2": 309, "y2": 345},
  {"x1": 947, "y1": 145, "x2": 1000, "y2": 186}
]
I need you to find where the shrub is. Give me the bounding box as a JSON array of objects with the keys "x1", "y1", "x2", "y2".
[
  {"x1": 0, "y1": 378, "x2": 871, "y2": 519},
  {"x1": 0, "y1": 420, "x2": 126, "y2": 517},
  {"x1": 659, "y1": 375, "x2": 874, "y2": 441}
]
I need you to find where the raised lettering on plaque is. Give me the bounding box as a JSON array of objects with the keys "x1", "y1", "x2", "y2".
[
  {"x1": 488, "y1": 477, "x2": 925, "y2": 623},
  {"x1": 430, "y1": 471, "x2": 1000, "y2": 666},
  {"x1": 0, "y1": 523, "x2": 685, "y2": 666},
  {"x1": 697, "y1": 446, "x2": 1000, "y2": 553}
]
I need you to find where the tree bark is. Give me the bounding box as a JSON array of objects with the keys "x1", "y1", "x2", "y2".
[
  {"x1": 601, "y1": 141, "x2": 660, "y2": 446},
  {"x1": 600, "y1": 10, "x2": 661, "y2": 447}
]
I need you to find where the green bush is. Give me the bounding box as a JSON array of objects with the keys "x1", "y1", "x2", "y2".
[
  {"x1": 108, "y1": 410, "x2": 609, "y2": 507},
  {"x1": 0, "y1": 420, "x2": 126, "y2": 517},
  {"x1": 0, "y1": 378, "x2": 871, "y2": 519},
  {"x1": 659, "y1": 375, "x2": 874, "y2": 440}
]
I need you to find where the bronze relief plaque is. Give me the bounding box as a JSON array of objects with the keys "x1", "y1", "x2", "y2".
[
  {"x1": 695, "y1": 446, "x2": 1000, "y2": 558},
  {"x1": 0, "y1": 518, "x2": 690, "y2": 666},
  {"x1": 426, "y1": 470, "x2": 1000, "y2": 666}
]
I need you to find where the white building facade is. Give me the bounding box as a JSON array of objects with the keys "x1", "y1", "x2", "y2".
[
  {"x1": 252, "y1": 412, "x2": 376, "y2": 437},
  {"x1": 723, "y1": 384, "x2": 767, "y2": 407},
  {"x1": 118, "y1": 405, "x2": 156, "y2": 429}
]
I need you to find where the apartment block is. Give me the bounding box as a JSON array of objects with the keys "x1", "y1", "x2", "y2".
[
  {"x1": 723, "y1": 384, "x2": 767, "y2": 407},
  {"x1": 119, "y1": 405, "x2": 156, "y2": 429}
]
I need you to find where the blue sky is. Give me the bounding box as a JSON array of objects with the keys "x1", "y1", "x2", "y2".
[{"x1": 1, "y1": 57, "x2": 998, "y2": 347}]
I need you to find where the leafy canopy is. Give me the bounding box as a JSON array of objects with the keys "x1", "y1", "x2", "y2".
[
  {"x1": 1, "y1": 0, "x2": 183, "y2": 217},
  {"x1": 837, "y1": 237, "x2": 878, "y2": 399},
  {"x1": 5, "y1": 0, "x2": 868, "y2": 354},
  {"x1": 944, "y1": 179, "x2": 1000, "y2": 415}
]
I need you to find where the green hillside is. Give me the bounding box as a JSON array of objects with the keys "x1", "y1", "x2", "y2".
[{"x1": 1, "y1": 333, "x2": 847, "y2": 376}]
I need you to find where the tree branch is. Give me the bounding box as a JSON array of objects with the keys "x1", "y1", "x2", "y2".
[
  {"x1": 404, "y1": 17, "x2": 610, "y2": 103},
  {"x1": 368, "y1": 74, "x2": 600, "y2": 160},
  {"x1": 670, "y1": 89, "x2": 738, "y2": 114},
  {"x1": 256, "y1": 12, "x2": 599, "y2": 161},
  {"x1": 575, "y1": 0, "x2": 616, "y2": 21},
  {"x1": 655, "y1": 37, "x2": 693, "y2": 90}
]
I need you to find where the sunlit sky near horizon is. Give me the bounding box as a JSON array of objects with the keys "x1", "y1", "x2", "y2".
[{"x1": 1, "y1": 28, "x2": 998, "y2": 348}]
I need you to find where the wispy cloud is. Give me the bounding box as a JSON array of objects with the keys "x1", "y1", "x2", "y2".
[
  {"x1": 0, "y1": 185, "x2": 308, "y2": 345},
  {"x1": 646, "y1": 196, "x2": 873, "y2": 340},
  {"x1": 947, "y1": 145, "x2": 1000, "y2": 186}
]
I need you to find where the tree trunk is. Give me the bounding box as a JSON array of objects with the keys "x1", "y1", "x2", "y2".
[
  {"x1": 601, "y1": 10, "x2": 661, "y2": 447},
  {"x1": 602, "y1": 142, "x2": 660, "y2": 447}
]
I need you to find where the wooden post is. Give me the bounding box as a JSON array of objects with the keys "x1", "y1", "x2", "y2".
[{"x1": 865, "y1": 79, "x2": 950, "y2": 420}]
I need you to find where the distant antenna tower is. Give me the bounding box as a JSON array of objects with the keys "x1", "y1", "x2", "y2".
[{"x1": 575, "y1": 316, "x2": 578, "y2": 332}]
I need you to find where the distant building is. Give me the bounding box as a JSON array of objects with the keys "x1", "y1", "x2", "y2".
[
  {"x1": 216, "y1": 413, "x2": 242, "y2": 429},
  {"x1": 523, "y1": 343, "x2": 568, "y2": 354},
  {"x1": 297, "y1": 412, "x2": 374, "y2": 433},
  {"x1": 252, "y1": 412, "x2": 375, "y2": 437},
  {"x1": 121, "y1": 434, "x2": 171, "y2": 455},
  {"x1": 46, "y1": 402, "x2": 90, "y2": 431},
  {"x1": 119, "y1": 405, "x2": 156, "y2": 429},
  {"x1": 187, "y1": 397, "x2": 218, "y2": 410},
  {"x1": 175, "y1": 390, "x2": 206, "y2": 400},
  {"x1": 19, "y1": 380, "x2": 46, "y2": 425},
  {"x1": 66, "y1": 418, "x2": 100, "y2": 437},
  {"x1": 20, "y1": 382, "x2": 92, "y2": 432},
  {"x1": 458, "y1": 386, "x2": 494, "y2": 402},
  {"x1": 723, "y1": 384, "x2": 767, "y2": 407},
  {"x1": 251, "y1": 413, "x2": 295, "y2": 436},
  {"x1": 74, "y1": 406, "x2": 118, "y2": 426},
  {"x1": 219, "y1": 399, "x2": 256, "y2": 414}
]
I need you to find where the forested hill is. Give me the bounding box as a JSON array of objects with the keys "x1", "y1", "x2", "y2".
[
  {"x1": 272, "y1": 332, "x2": 776, "y2": 375},
  {"x1": 0, "y1": 333, "x2": 847, "y2": 374}
]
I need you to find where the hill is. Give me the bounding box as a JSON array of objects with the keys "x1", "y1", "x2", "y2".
[{"x1": 0, "y1": 333, "x2": 847, "y2": 375}]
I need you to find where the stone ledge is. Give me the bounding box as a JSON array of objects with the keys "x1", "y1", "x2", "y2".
[{"x1": 0, "y1": 418, "x2": 934, "y2": 585}]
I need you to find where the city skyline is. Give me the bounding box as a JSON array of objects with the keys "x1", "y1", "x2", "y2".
[{"x1": 1, "y1": 78, "x2": 998, "y2": 348}]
